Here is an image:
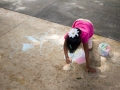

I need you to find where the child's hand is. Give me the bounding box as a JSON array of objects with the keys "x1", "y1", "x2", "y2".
[
  {"x1": 86, "y1": 66, "x2": 96, "y2": 73},
  {"x1": 66, "y1": 57, "x2": 71, "y2": 64}
]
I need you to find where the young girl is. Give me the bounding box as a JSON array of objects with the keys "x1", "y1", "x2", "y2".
[{"x1": 64, "y1": 19, "x2": 96, "y2": 73}]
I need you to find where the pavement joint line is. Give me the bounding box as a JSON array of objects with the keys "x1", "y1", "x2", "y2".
[
  {"x1": 33, "y1": 0, "x2": 58, "y2": 16},
  {"x1": 0, "y1": 17, "x2": 29, "y2": 38}
]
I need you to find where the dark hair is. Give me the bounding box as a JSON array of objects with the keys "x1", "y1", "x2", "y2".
[{"x1": 66, "y1": 28, "x2": 81, "y2": 53}]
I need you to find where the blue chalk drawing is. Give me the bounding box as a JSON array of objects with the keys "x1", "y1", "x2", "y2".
[
  {"x1": 22, "y1": 43, "x2": 34, "y2": 51},
  {"x1": 10, "y1": 29, "x2": 63, "y2": 59}
]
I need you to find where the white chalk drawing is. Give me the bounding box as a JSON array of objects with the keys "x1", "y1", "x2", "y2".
[
  {"x1": 10, "y1": 29, "x2": 63, "y2": 59},
  {"x1": 10, "y1": 41, "x2": 19, "y2": 59},
  {"x1": 38, "y1": 29, "x2": 63, "y2": 55},
  {"x1": 10, "y1": 42, "x2": 33, "y2": 59}
]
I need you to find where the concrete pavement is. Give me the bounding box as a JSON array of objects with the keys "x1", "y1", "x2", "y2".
[
  {"x1": 0, "y1": 8, "x2": 120, "y2": 90},
  {"x1": 0, "y1": 0, "x2": 120, "y2": 41}
]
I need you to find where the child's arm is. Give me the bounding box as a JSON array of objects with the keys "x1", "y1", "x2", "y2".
[
  {"x1": 64, "y1": 39, "x2": 71, "y2": 64},
  {"x1": 83, "y1": 42, "x2": 96, "y2": 73}
]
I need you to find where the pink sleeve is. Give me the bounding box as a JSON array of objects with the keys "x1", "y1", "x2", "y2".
[{"x1": 82, "y1": 33, "x2": 89, "y2": 44}]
